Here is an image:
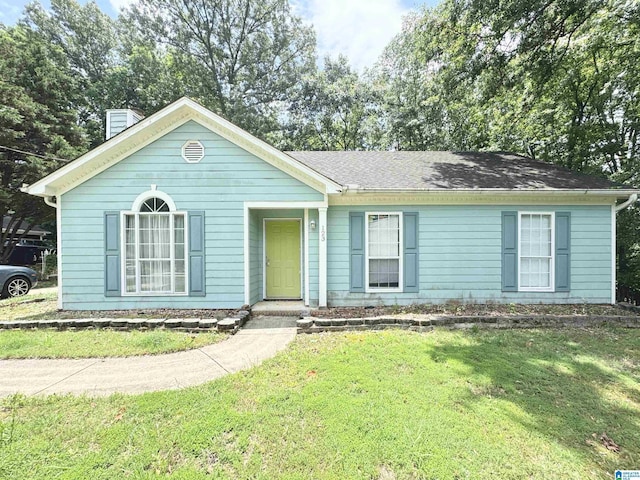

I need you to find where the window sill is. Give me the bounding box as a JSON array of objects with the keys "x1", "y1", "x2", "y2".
[
  {"x1": 121, "y1": 292, "x2": 190, "y2": 297},
  {"x1": 518, "y1": 288, "x2": 555, "y2": 293},
  {"x1": 365, "y1": 288, "x2": 403, "y2": 294}
]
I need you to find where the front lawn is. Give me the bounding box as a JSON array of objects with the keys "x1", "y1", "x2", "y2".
[
  {"x1": 0, "y1": 329, "x2": 226, "y2": 359},
  {"x1": 1, "y1": 328, "x2": 638, "y2": 479}
]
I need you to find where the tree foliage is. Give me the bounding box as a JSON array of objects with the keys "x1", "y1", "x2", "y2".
[
  {"x1": 279, "y1": 55, "x2": 382, "y2": 150},
  {"x1": 0, "y1": 25, "x2": 86, "y2": 263},
  {"x1": 126, "y1": 0, "x2": 316, "y2": 138}
]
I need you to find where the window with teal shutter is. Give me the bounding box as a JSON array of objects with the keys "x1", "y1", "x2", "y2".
[
  {"x1": 107, "y1": 190, "x2": 205, "y2": 296},
  {"x1": 502, "y1": 211, "x2": 571, "y2": 293}
]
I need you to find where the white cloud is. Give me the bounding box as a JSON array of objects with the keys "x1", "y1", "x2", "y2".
[{"x1": 294, "y1": 0, "x2": 409, "y2": 71}]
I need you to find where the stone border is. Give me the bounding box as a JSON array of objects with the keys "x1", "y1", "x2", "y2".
[
  {"x1": 0, "y1": 310, "x2": 251, "y2": 333},
  {"x1": 296, "y1": 314, "x2": 640, "y2": 333}
]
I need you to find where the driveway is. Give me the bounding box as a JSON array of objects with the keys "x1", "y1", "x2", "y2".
[{"x1": 0, "y1": 322, "x2": 297, "y2": 397}]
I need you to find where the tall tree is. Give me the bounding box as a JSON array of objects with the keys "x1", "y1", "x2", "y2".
[
  {"x1": 0, "y1": 25, "x2": 87, "y2": 263},
  {"x1": 280, "y1": 55, "x2": 382, "y2": 150},
  {"x1": 125, "y1": 0, "x2": 316, "y2": 138},
  {"x1": 24, "y1": 0, "x2": 121, "y2": 146}
]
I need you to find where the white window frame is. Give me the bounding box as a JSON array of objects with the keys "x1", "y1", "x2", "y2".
[
  {"x1": 365, "y1": 211, "x2": 403, "y2": 293},
  {"x1": 518, "y1": 211, "x2": 555, "y2": 293},
  {"x1": 120, "y1": 195, "x2": 189, "y2": 296}
]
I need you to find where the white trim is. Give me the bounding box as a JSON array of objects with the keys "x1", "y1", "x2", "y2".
[
  {"x1": 612, "y1": 204, "x2": 616, "y2": 305},
  {"x1": 364, "y1": 212, "x2": 404, "y2": 294},
  {"x1": 341, "y1": 187, "x2": 640, "y2": 196},
  {"x1": 105, "y1": 111, "x2": 112, "y2": 142},
  {"x1": 244, "y1": 206, "x2": 250, "y2": 306},
  {"x1": 26, "y1": 97, "x2": 341, "y2": 197},
  {"x1": 56, "y1": 194, "x2": 63, "y2": 309},
  {"x1": 131, "y1": 189, "x2": 177, "y2": 212},
  {"x1": 119, "y1": 209, "x2": 189, "y2": 297},
  {"x1": 181, "y1": 140, "x2": 205, "y2": 163},
  {"x1": 517, "y1": 211, "x2": 555, "y2": 293},
  {"x1": 330, "y1": 191, "x2": 639, "y2": 206},
  {"x1": 318, "y1": 207, "x2": 327, "y2": 307},
  {"x1": 244, "y1": 201, "x2": 328, "y2": 209},
  {"x1": 262, "y1": 218, "x2": 303, "y2": 300},
  {"x1": 304, "y1": 209, "x2": 310, "y2": 307}
]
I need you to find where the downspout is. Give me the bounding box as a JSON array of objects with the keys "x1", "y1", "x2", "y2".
[
  {"x1": 44, "y1": 196, "x2": 58, "y2": 209},
  {"x1": 615, "y1": 193, "x2": 637, "y2": 212},
  {"x1": 612, "y1": 193, "x2": 638, "y2": 305}
]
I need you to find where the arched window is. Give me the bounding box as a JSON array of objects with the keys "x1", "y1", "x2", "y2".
[{"x1": 123, "y1": 191, "x2": 187, "y2": 294}]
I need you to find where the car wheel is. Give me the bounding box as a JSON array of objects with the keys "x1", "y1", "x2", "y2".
[{"x1": 3, "y1": 276, "x2": 31, "y2": 298}]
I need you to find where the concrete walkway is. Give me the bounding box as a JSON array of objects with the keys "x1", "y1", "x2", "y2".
[{"x1": 0, "y1": 322, "x2": 297, "y2": 398}]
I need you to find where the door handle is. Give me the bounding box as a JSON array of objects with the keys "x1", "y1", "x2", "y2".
[{"x1": 266, "y1": 257, "x2": 270, "y2": 267}]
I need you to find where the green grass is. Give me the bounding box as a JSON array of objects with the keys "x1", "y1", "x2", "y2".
[
  {"x1": 1, "y1": 328, "x2": 639, "y2": 479},
  {"x1": 0, "y1": 291, "x2": 59, "y2": 320},
  {"x1": 0, "y1": 329, "x2": 226, "y2": 359}
]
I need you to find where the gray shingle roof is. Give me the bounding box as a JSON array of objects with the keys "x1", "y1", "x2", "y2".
[{"x1": 285, "y1": 151, "x2": 622, "y2": 190}]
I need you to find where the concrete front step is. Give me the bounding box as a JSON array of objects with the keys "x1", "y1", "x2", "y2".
[{"x1": 251, "y1": 301, "x2": 309, "y2": 317}]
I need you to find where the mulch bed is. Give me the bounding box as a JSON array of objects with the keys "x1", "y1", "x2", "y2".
[
  {"x1": 311, "y1": 303, "x2": 638, "y2": 319},
  {"x1": 50, "y1": 308, "x2": 238, "y2": 320}
]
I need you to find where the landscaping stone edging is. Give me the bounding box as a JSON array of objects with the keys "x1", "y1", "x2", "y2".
[
  {"x1": 296, "y1": 314, "x2": 640, "y2": 333},
  {"x1": 0, "y1": 310, "x2": 251, "y2": 333}
]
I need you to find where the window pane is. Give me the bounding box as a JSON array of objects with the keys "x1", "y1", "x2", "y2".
[
  {"x1": 125, "y1": 260, "x2": 136, "y2": 293},
  {"x1": 140, "y1": 260, "x2": 172, "y2": 292},
  {"x1": 141, "y1": 197, "x2": 169, "y2": 213},
  {"x1": 175, "y1": 275, "x2": 186, "y2": 293},
  {"x1": 367, "y1": 213, "x2": 401, "y2": 289},
  {"x1": 126, "y1": 208, "x2": 185, "y2": 294},
  {"x1": 175, "y1": 259, "x2": 185, "y2": 274},
  {"x1": 369, "y1": 259, "x2": 400, "y2": 288},
  {"x1": 520, "y1": 214, "x2": 553, "y2": 289},
  {"x1": 368, "y1": 214, "x2": 400, "y2": 258}
]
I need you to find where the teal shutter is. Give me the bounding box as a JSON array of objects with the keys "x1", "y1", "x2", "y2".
[
  {"x1": 403, "y1": 212, "x2": 419, "y2": 292},
  {"x1": 555, "y1": 212, "x2": 571, "y2": 292},
  {"x1": 189, "y1": 211, "x2": 206, "y2": 296},
  {"x1": 349, "y1": 212, "x2": 365, "y2": 292},
  {"x1": 502, "y1": 211, "x2": 518, "y2": 291},
  {"x1": 104, "y1": 211, "x2": 121, "y2": 296}
]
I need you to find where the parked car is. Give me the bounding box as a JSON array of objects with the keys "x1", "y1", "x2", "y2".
[
  {"x1": 6, "y1": 245, "x2": 40, "y2": 265},
  {"x1": 0, "y1": 265, "x2": 38, "y2": 298}
]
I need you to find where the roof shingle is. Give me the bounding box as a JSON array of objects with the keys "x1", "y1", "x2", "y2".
[{"x1": 285, "y1": 151, "x2": 622, "y2": 190}]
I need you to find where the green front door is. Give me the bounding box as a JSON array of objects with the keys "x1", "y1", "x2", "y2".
[{"x1": 265, "y1": 220, "x2": 301, "y2": 299}]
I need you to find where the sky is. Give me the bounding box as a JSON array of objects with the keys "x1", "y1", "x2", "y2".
[{"x1": 0, "y1": 0, "x2": 440, "y2": 71}]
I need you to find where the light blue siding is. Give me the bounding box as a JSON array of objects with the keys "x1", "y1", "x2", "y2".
[
  {"x1": 60, "y1": 120, "x2": 323, "y2": 309},
  {"x1": 249, "y1": 210, "x2": 261, "y2": 305},
  {"x1": 327, "y1": 205, "x2": 612, "y2": 306}
]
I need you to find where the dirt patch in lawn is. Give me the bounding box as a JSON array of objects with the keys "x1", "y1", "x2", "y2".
[{"x1": 312, "y1": 302, "x2": 638, "y2": 318}]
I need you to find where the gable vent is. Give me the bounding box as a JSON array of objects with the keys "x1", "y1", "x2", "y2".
[{"x1": 182, "y1": 140, "x2": 205, "y2": 163}]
